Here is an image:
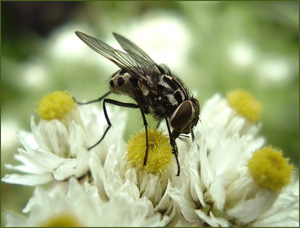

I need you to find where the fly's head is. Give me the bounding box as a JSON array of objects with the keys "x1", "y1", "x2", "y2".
[{"x1": 170, "y1": 97, "x2": 200, "y2": 135}]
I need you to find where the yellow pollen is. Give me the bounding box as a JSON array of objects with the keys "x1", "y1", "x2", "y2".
[
  {"x1": 36, "y1": 91, "x2": 75, "y2": 120},
  {"x1": 226, "y1": 89, "x2": 263, "y2": 122},
  {"x1": 126, "y1": 129, "x2": 173, "y2": 174},
  {"x1": 248, "y1": 145, "x2": 294, "y2": 191},
  {"x1": 39, "y1": 213, "x2": 82, "y2": 227}
]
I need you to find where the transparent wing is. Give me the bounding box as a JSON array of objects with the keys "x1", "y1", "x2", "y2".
[
  {"x1": 75, "y1": 31, "x2": 156, "y2": 79},
  {"x1": 113, "y1": 33, "x2": 158, "y2": 67}
]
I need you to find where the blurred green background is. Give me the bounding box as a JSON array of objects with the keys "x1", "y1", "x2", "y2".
[{"x1": 1, "y1": 1, "x2": 299, "y2": 224}]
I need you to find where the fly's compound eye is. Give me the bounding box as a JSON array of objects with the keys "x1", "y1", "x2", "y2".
[{"x1": 170, "y1": 101, "x2": 193, "y2": 134}]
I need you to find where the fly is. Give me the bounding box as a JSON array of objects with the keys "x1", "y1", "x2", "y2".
[{"x1": 74, "y1": 31, "x2": 200, "y2": 176}]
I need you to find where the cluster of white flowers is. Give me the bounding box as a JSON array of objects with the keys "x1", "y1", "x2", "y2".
[{"x1": 2, "y1": 91, "x2": 299, "y2": 227}]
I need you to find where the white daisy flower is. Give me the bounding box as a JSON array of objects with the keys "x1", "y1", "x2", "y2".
[
  {"x1": 250, "y1": 179, "x2": 299, "y2": 227},
  {"x1": 2, "y1": 90, "x2": 184, "y2": 226},
  {"x1": 200, "y1": 90, "x2": 263, "y2": 138},
  {"x1": 2, "y1": 91, "x2": 127, "y2": 185},
  {"x1": 4, "y1": 177, "x2": 165, "y2": 227},
  {"x1": 168, "y1": 90, "x2": 298, "y2": 227},
  {"x1": 88, "y1": 129, "x2": 187, "y2": 226}
]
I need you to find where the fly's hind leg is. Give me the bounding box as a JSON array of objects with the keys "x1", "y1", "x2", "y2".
[
  {"x1": 74, "y1": 92, "x2": 139, "y2": 150},
  {"x1": 88, "y1": 98, "x2": 139, "y2": 150},
  {"x1": 73, "y1": 91, "x2": 111, "y2": 105}
]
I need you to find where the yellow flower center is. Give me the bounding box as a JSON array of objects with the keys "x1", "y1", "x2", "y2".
[
  {"x1": 126, "y1": 129, "x2": 173, "y2": 174},
  {"x1": 36, "y1": 91, "x2": 75, "y2": 120},
  {"x1": 248, "y1": 145, "x2": 294, "y2": 190},
  {"x1": 226, "y1": 89, "x2": 262, "y2": 122},
  {"x1": 39, "y1": 213, "x2": 82, "y2": 227}
]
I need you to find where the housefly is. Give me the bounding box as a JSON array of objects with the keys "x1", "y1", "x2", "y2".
[{"x1": 75, "y1": 31, "x2": 200, "y2": 176}]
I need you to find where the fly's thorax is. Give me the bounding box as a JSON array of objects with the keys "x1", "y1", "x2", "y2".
[
  {"x1": 170, "y1": 97, "x2": 200, "y2": 134},
  {"x1": 109, "y1": 69, "x2": 135, "y2": 98},
  {"x1": 159, "y1": 75, "x2": 188, "y2": 106},
  {"x1": 139, "y1": 74, "x2": 190, "y2": 119}
]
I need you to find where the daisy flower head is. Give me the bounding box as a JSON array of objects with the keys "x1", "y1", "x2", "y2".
[
  {"x1": 200, "y1": 89, "x2": 263, "y2": 138},
  {"x1": 2, "y1": 89, "x2": 184, "y2": 226},
  {"x1": 167, "y1": 90, "x2": 298, "y2": 227},
  {"x1": 126, "y1": 128, "x2": 173, "y2": 175},
  {"x1": 2, "y1": 90, "x2": 127, "y2": 186},
  {"x1": 36, "y1": 91, "x2": 75, "y2": 121},
  {"x1": 81, "y1": 107, "x2": 198, "y2": 226},
  {"x1": 226, "y1": 89, "x2": 263, "y2": 122},
  {"x1": 248, "y1": 145, "x2": 294, "y2": 191},
  {"x1": 88, "y1": 129, "x2": 187, "y2": 226}
]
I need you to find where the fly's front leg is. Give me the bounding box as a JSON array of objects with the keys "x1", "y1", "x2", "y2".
[
  {"x1": 88, "y1": 98, "x2": 138, "y2": 150},
  {"x1": 191, "y1": 129, "x2": 200, "y2": 150},
  {"x1": 156, "y1": 119, "x2": 163, "y2": 129},
  {"x1": 165, "y1": 117, "x2": 180, "y2": 176}
]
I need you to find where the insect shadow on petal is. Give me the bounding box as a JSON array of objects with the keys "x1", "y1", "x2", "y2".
[{"x1": 74, "y1": 31, "x2": 200, "y2": 176}]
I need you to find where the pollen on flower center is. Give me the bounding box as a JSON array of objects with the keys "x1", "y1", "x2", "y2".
[
  {"x1": 36, "y1": 91, "x2": 75, "y2": 120},
  {"x1": 39, "y1": 213, "x2": 82, "y2": 227},
  {"x1": 248, "y1": 145, "x2": 294, "y2": 190},
  {"x1": 226, "y1": 89, "x2": 262, "y2": 122},
  {"x1": 126, "y1": 129, "x2": 173, "y2": 174}
]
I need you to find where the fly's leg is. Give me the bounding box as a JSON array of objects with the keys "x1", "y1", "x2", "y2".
[
  {"x1": 165, "y1": 117, "x2": 180, "y2": 176},
  {"x1": 191, "y1": 130, "x2": 200, "y2": 150},
  {"x1": 73, "y1": 91, "x2": 111, "y2": 105},
  {"x1": 191, "y1": 130, "x2": 195, "y2": 141},
  {"x1": 88, "y1": 98, "x2": 139, "y2": 150},
  {"x1": 74, "y1": 93, "x2": 139, "y2": 150},
  {"x1": 132, "y1": 87, "x2": 149, "y2": 166},
  {"x1": 141, "y1": 112, "x2": 149, "y2": 166},
  {"x1": 156, "y1": 119, "x2": 163, "y2": 129}
]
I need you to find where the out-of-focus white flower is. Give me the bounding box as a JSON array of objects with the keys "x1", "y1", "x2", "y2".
[{"x1": 5, "y1": 178, "x2": 166, "y2": 227}]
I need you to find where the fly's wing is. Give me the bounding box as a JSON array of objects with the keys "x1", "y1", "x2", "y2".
[
  {"x1": 113, "y1": 33, "x2": 173, "y2": 77},
  {"x1": 113, "y1": 33, "x2": 158, "y2": 67},
  {"x1": 75, "y1": 31, "x2": 158, "y2": 88}
]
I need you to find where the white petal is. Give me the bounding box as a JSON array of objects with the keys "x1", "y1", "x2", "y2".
[
  {"x1": 5, "y1": 211, "x2": 30, "y2": 227},
  {"x1": 168, "y1": 185, "x2": 198, "y2": 222},
  {"x1": 53, "y1": 147, "x2": 90, "y2": 180},
  {"x1": 251, "y1": 190, "x2": 299, "y2": 227},
  {"x1": 199, "y1": 137, "x2": 214, "y2": 187},
  {"x1": 189, "y1": 167, "x2": 206, "y2": 206},
  {"x1": 226, "y1": 189, "x2": 278, "y2": 223},
  {"x1": 209, "y1": 175, "x2": 226, "y2": 210},
  {"x1": 52, "y1": 159, "x2": 77, "y2": 180},
  {"x1": 5, "y1": 151, "x2": 48, "y2": 174},
  {"x1": 195, "y1": 209, "x2": 228, "y2": 227},
  {"x1": 2, "y1": 173, "x2": 53, "y2": 186},
  {"x1": 16, "y1": 131, "x2": 39, "y2": 151}
]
